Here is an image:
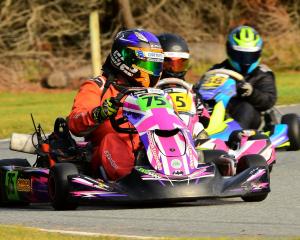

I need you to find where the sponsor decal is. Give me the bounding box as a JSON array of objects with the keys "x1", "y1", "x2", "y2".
[
  {"x1": 250, "y1": 181, "x2": 268, "y2": 190},
  {"x1": 187, "y1": 144, "x2": 195, "y2": 169},
  {"x1": 202, "y1": 75, "x2": 227, "y2": 88},
  {"x1": 97, "y1": 180, "x2": 109, "y2": 190},
  {"x1": 147, "y1": 88, "x2": 164, "y2": 94},
  {"x1": 145, "y1": 51, "x2": 164, "y2": 60},
  {"x1": 16, "y1": 178, "x2": 31, "y2": 192},
  {"x1": 104, "y1": 150, "x2": 118, "y2": 169},
  {"x1": 137, "y1": 95, "x2": 172, "y2": 111},
  {"x1": 171, "y1": 159, "x2": 182, "y2": 169},
  {"x1": 111, "y1": 50, "x2": 138, "y2": 76},
  {"x1": 134, "y1": 31, "x2": 148, "y2": 42},
  {"x1": 169, "y1": 92, "x2": 193, "y2": 112},
  {"x1": 150, "y1": 42, "x2": 162, "y2": 49},
  {"x1": 172, "y1": 170, "x2": 184, "y2": 176},
  {"x1": 164, "y1": 51, "x2": 190, "y2": 59},
  {"x1": 73, "y1": 112, "x2": 87, "y2": 119},
  {"x1": 111, "y1": 50, "x2": 123, "y2": 66},
  {"x1": 147, "y1": 131, "x2": 162, "y2": 170},
  {"x1": 135, "y1": 51, "x2": 164, "y2": 61},
  {"x1": 249, "y1": 167, "x2": 261, "y2": 176},
  {"x1": 172, "y1": 45, "x2": 182, "y2": 51},
  {"x1": 137, "y1": 167, "x2": 161, "y2": 179},
  {"x1": 135, "y1": 50, "x2": 146, "y2": 59},
  {"x1": 5, "y1": 171, "x2": 19, "y2": 200},
  {"x1": 120, "y1": 63, "x2": 139, "y2": 76}
]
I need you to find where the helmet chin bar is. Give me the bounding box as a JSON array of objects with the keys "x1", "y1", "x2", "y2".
[
  {"x1": 241, "y1": 64, "x2": 251, "y2": 75},
  {"x1": 162, "y1": 71, "x2": 186, "y2": 79},
  {"x1": 228, "y1": 59, "x2": 258, "y2": 75}
]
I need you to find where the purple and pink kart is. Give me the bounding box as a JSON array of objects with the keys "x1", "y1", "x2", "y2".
[{"x1": 0, "y1": 87, "x2": 270, "y2": 210}]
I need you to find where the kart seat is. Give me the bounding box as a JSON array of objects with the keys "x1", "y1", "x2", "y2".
[
  {"x1": 49, "y1": 117, "x2": 92, "y2": 163},
  {"x1": 259, "y1": 108, "x2": 280, "y2": 131}
]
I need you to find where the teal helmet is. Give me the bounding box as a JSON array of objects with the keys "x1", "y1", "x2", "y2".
[{"x1": 226, "y1": 26, "x2": 263, "y2": 74}]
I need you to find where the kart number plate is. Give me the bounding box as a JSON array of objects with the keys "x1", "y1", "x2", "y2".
[
  {"x1": 202, "y1": 75, "x2": 228, "y2": 88},
  {"x1": 137, "y1": 94, "x2": 172, "y2": 111},
  {"x1": 169, "y1": 92, "x2": 193, "y2": 112}
]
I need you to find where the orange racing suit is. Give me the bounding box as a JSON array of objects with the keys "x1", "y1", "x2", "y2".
[{"x1": 68, "y1": 76, "x2": 140, "y2": 180}]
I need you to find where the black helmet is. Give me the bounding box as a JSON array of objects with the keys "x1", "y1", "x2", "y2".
[
  {"x1": 157, "y1": 33, "x2": 190, "y2": 79},
  {"x1": 110, "y1": 29, "x2": 164, "y2": 87}
]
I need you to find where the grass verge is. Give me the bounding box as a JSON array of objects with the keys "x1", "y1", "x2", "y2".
[
  {"x1": 276, "y1": 71, "x2": 300, "y2": 105},
  {"x1": 0, "y1": 91, "x2": 76, "y2": 139},
  {"x1": 0, "y1": 225, "x2": 299, "y2": 240},
  {"x1": 0, "y1": 225, "x2": 128, "y2": 240}
]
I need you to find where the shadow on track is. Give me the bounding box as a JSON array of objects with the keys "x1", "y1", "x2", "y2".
[{"x1": 0, "y1": 198, "x2": 243, "y2": 211}]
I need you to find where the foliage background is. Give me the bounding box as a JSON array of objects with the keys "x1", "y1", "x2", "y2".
[{"x1": 1, "y1": 0, "x2": 300, "y2": 89}]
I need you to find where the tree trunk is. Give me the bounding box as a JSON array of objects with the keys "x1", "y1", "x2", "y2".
[{"x1": 117, "y1": 0, "x2": 136, "y2": 29}]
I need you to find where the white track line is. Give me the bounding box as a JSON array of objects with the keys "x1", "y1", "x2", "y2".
[
  {"x1": 277, "y1": 103, "x2": 300, "y2": 108},
  {"x1": 40, "y1": 228, "x2": 161, "y2": 239},
  {"x1": 0, "y1": 138, "x2": 9, "y2": 143}
]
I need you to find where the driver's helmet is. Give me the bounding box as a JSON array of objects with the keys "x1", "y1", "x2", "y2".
[
  {"x1": 110, "y1": 29, "x2": 164, "y2": 87},
  {"x1": 226, "y1": 26, "x2": 263, "y2": 74},
  {"x1": 157, "y1": 33, "x2": 190, "y2": 79}
]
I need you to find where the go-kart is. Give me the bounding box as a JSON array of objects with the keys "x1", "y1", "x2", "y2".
[
  {"x1": 197, "y1": 69, "x2": 300, "y2": 151},
  {"x1": 156, "y1": 78, "x2": 276, "y2": 169},
  {"x1": 0, "y1": 87, "x2": 270, "y2": 210}
]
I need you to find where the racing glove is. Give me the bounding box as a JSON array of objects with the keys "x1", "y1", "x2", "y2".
[
  {"x1": 237, "y1": 81, "x2": 253, "y2": 97},
  {"x1": 92, "y1": 98, "x2": 118, "y2": 123}
]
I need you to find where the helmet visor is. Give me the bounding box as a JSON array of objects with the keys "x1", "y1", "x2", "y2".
[
  {"x1": 228, "y1": 48, "x2": 261, "y2": 65},
  {"x1": 123, "y1": 47, "x2": 164, "y2": 76},
  {"x1": 135, "y1": 59, "x2": 163, "y2": 76},
  {"x1": 163, "y1": 57, "x2": 189, "y2": 73}
]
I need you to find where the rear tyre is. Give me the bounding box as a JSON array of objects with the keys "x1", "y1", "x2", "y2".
[
  {"x1": 0, "y1": 158, "x2": 30, "y2": 167},
  {"x1": 237, "y1": 154, "x2": 269, "y2": 202},
  {"x1": 48, "y1": 163, "x2": 78, "y2": 210},
  {"x1": 0, "y1": 159, "x2": 31, "y2": 206},
  {"x1": 281, "y1": 114, "x2": 300, "y2": 150}
]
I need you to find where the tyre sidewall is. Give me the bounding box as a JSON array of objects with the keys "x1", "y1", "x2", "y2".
[
  {"x1": 48, "y1": 163, "x2": 78, "y2": 210},
  {"x1": 281, "y1": 114, "x2": 300, "y2": 150}
]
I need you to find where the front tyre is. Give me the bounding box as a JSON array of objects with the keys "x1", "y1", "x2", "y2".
[
  {"x1": 48, "y1": 163, "x2": 78, "y2": 210},
  {"x1": 237, "y1": 154, "x2": 269, "y2": 202}
]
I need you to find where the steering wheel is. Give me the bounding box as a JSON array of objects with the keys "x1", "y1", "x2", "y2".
[
  {"x1": 155, "y1": 77, "x2": 193, "y2": 91},
  {"x1": 203, "y1": 69, "x2": 244, "y2": 82},
  {"x1": 109, "y1": 88, "x2": 143, "y2": 134}
]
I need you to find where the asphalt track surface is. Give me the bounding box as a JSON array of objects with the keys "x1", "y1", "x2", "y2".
[{"x1": 0, "y1": 105, "x2": 299, "y2": 238}]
